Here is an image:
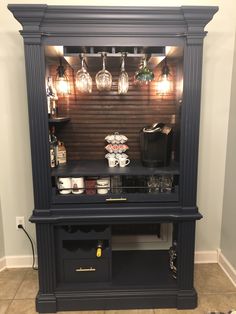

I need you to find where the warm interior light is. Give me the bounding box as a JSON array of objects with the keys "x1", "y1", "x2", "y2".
[
  {"x1": 156, "y1": 58, "x2": 172, "y2": 95},
  {"x1": 55, "y1": 58, "x2": 70, "y2": 95}
]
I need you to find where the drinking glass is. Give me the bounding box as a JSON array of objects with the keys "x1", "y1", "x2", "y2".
[
  {"x1": 147, "y1": 176, "x2": 159, "y2": 194},
  {"x1": 76, "y1": 55, "x2": 92, "y2": 93},
  {"x1": 95, "y1": 53, "x2": 112, "y2": 91},
  {"x1": 118, "y1": 55, "x2": 129, "y2": 94}
]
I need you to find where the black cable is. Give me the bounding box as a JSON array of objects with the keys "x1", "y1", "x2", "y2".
[{"x1": 18, "y1": 224, "x2": 38, "y2": 270}]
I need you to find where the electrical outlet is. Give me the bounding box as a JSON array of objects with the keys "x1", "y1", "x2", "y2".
[{"x1": 16, "y1": 216, "x2": 25, "y2": 230}]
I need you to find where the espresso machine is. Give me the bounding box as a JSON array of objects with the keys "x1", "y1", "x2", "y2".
[{"x1": 140, "y1": 122, "x2": 172, "y2": 167}]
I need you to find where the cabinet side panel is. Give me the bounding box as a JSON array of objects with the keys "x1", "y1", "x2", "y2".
[
  {"x1": 36, "y1": 223, "x2": 56, "y2": 293},
  {"x1": 180, "y1": 45, "x2": 203, "y2": 207},
  {"x1": 24, "y1": 44, "x2": 51, "y2": 209}
]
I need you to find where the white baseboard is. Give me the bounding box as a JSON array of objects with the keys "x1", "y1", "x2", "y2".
[
  {"x1": 0, "y1": 250, "x2": 230, "y2": 272},
  {"x1": 0, "y1": 251, "x2": 218, "y2": 272},
  {"x1": 194, "y1": 250, "x2": 219, "y2": 263},
  {"x1": 218, "y1": 250, "x2": 236, "y2": 287},
  {"x1": 5, "y1": 255, "x2": 37, "y2": 268},
  {"x1": 0, "y1": 257, "x2": 6, "y2": 272}
]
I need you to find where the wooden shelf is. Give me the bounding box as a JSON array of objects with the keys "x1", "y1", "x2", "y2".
[
  {"x1": 51, "y1": 160, "x2": 180, "y2": 177},
  {"x1": 49, "y1": 117, "x2": 70, "y2": 124}
]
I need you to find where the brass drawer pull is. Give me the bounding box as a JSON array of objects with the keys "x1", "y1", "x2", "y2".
[
  {"x1": 106, "y1": 197, "x2": 127, "y2": 202},
  {"x1": 75, "y1": 267, "x2": 96, "y2": 272}
]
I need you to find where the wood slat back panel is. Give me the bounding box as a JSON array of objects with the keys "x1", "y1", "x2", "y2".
[{"x1": 48, "y1": 61, "x2": 181, "y2": 161}]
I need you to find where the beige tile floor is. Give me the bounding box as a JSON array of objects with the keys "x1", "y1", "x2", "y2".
[{"x1": 0, "y1": 264, "x2": 236, "y2": 313}]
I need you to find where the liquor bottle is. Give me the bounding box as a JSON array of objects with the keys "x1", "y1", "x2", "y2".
[
  {"x1": 50, "y1": 126, "x2": 59, "y2": 167},
  {"x1": 49, "y1": 132, "x2": 56, "y2": 168},
  {"x1": 57, "y1": 141, "x2": 67, "y2": 164},
  {"x1": 46, "y1": 77, "x2": 58, "y2": 118},
  {"x1": 96, "y1": 241, "x2": 103, "y2": 258}
]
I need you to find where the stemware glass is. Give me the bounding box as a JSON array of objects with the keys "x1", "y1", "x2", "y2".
[
  {"x1": 95, "y1": 53, "x2": 112, "y2": 91},
  {"x1": 76, "y1": 55, "x2": 92, "y2": 93},
  {"x1": 118, "y1": 55, "x2": 129, "y2": 94}
]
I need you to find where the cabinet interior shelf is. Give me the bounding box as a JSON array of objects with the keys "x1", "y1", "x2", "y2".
[
  {"x1": 51, "y1": 160, "x2": 180, "y2": 177},
  {"x1": 49, "y1": 117, "x2": 71, "y2": 124}
]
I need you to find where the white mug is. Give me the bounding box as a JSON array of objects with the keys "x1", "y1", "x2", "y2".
[
  {"x1": 57, "y1": 177, "x2": 72, "y2": 194},
  {"x1": 97, "y1": 178, "x2": 110, "y2": 194},
  {"x1": 71, "y1": 177, "x2": 84, "y2": 194},
  {"x1": 116, "y1": 153, "x2": 128, "y2": 160},
  {"x1": 118, "y1": 157, "x2": 130, "y2": 167},
  {"x1": 108, "y1": 157, "x2": 118, "y2": 168}
]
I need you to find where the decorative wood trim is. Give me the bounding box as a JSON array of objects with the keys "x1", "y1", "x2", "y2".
[
  {"x1": 194, "y1": 250, "x2": 218, "y2": 263},
  {"x1": 177, "y1": 221, "x2": 196, "y2": 290},
  {"x1": 180, "y1": 45, "x2": 203, "y2": 207},
  {"x1": 36, "y1": 224, "x2": 56, "y2": 293},
  {"x1": 219, "y1": 250, "x2": 236, "y2": 287},
  {"x1": 0, "y1": 257, "x2": 6, "y2": 272},
  {"x1": 24, "y1": 44, "x2": 51, "y2": 209},
  {"x1": 8, "y1": 5, "x2": 218, "y2": 45}
]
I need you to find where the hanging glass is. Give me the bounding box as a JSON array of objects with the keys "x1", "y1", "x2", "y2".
[
  {"x1": 95, "y1": 53, "x2": 112, "y2": 91},
  {"x1": 135, "y1": 57, "x2": 154, "y2": 85},
  {"x1": 75, "y1": 55, "x2": 92, "y2": 94},
  {"x1": 118, "y1": 54, "x2": 129, "y2": 94}
]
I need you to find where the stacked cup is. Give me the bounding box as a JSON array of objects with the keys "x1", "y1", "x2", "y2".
[{"x1": 104, "y1": 132, "x2": 130, "y2": 168}]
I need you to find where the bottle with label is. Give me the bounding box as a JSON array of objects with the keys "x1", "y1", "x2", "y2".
[
  {"x1": 46, "y1": 77, "x2": 58, "y2": 118},
  {"x1": 49, "y1": 132, "x2": 56, "y2": 168},
  {"x1": 96, "y1": 241, "x2": 103, "y2": 258},
  {"x1": 50, "y1": 126, "x2": 59, "y2": 167},
  {"x1": 57, "y1": 141, "x2": 67, "y2": 164}
]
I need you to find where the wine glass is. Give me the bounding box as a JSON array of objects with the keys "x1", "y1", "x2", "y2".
[
  {"x1": 118, "y1": 54, "x2": 129, "y2": 94},
  {"x1": 76, "y1": 54, "x2": 92, "y2": 93},
  {"x1": 95, "y1": 53, "x2": 112, "y2": 91}
]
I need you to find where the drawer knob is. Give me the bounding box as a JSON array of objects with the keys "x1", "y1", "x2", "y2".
[{"x1": 75, "y1": 267, "x2": 96, "y2": 272}]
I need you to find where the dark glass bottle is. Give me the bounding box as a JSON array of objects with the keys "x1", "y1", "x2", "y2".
[
  {"x1": 46, "y1": 77, "x2": 58, "y2": 119},
  {"x1": 50, "y1": 127, "x2": 59, "y2": 167}
]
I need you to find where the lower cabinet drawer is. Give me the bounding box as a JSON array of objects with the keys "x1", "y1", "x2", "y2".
[{"x1": 63, "y1": 258, "x2": 110, "y2": 283}]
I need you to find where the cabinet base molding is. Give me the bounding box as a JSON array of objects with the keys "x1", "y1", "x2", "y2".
[
  {"x1": 36, "y1": 294, "x2": 57, "y2": 313},
  {"x1": 36, "y1": 289, "x2": 197, "y2": 313}
]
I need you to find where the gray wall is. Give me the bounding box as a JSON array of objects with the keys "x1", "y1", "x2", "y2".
[
  {"x1": 220, "y1": 33, "x2": 236, "y2": 269},
  {"x1": 0, "y1": 199, "x2": 5, "y2": 259}
]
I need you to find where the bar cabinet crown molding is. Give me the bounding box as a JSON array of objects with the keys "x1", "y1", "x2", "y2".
[
  {"x1": 8, "y1": 5, "x2": 218, "y2": 44},
  {"x1": 8, "y1": 4, "x2": 218, "y2": 313}
]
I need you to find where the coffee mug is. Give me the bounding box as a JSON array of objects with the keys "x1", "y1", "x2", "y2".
[
  {"x1": 108, "y1": 157, "x2": 118, "y2": 168},
  {"x1": 97, "y1": 178, "x2": 110, "y2": 194},
  {"x1": 116, "y1": 153, "x2": 128, "y2": 160},
  {"x1": 57, "y1": 177, "x2": 72, "y2": 194},
  {"x1": 71, "y1": 177, "x2": 84, "y2": 194},
  {"x1": 118, "y1": 157, "x2": 130, "y2": 167}
]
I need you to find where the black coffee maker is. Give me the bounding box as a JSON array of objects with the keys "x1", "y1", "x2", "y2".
[{"x1": 140, "y1": 122, "x2": 172, "y2": 167}]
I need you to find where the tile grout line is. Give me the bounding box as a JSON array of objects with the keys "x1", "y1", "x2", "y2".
[
  {"x1": 12, "y1": 269, "x2": 29, "y2": 301},
  {"x1": 198, "y1": 291, "x2": 236, "y2": 296},
  {"x1": 5, "y1": 299, "x2": 14, "y2": 314}
]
